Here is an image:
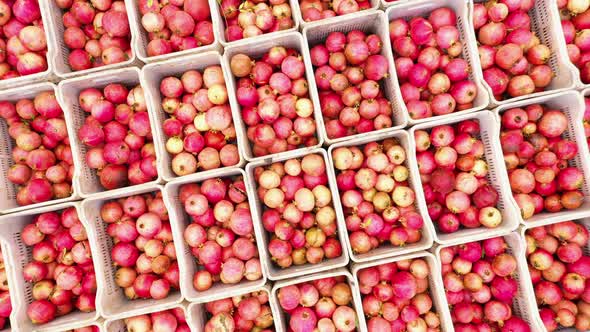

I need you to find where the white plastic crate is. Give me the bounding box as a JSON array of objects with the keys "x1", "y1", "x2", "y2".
[
  {"x1": 385, "y1": 0, "x2": 489, "y2": 126},
  {"x1": 163, "y1": 167, "x2": 267, "y2": 303},
  {"x1": 434, "y1": 232, "x2": 543, "y2": 332},
  {"x1": 141, "y1": 51, "x2": 246, "y2": 183},
  {"x1": 0, "y1": 1, "x2": 57, "y2": 90},
  {"x1": 409, "y1": 111, "x2": 520, "y2": 245},
  {"x1": 103, "y1": 303, "x2": 187, "y2": 331},
  {"x1": 520, "y1": 217, "x2": 590, "y2": 332},
  {"x1": 187, "y1": 284, "x2": 280, "y2": 330},
  {"x1": 223, "y1": 31, "x2": 324, "y2": 162},
  {"x1": 271, "y1": 268, "x2": 365, "y2": 332},
  {"x1": 244, "y1": 147, "x2": 350, "y2": 280},
  {"x1": 494, "y1": 90, "x2": 590, "y2": 226},
  {"x1": 292, "y1": 0, "x2": 379, "y2": 28},
  {"x1": 80, "y1": 184, "x2": 183, "y2": 319},
  {"x1": 469, "y1": 0, "x2": 577, "y2": 107},
  {"x1": 350, "y1": 251, "x2": 452, "y2": 332},
  {"x1": 0, "y1": 202, "x2": 103, "y2": 332},
  {"x1": 42, "y1": 1, "x2": 141, "y2": 79},
  {"x1": 0, "y1": 82, "x2": 79, "y2": 215},
  {"x1": 125, "y1": 0, "x2": 223, "y2": 64},
  {"x1": 302, "y1": 10, "x2": 408, "y2": 145},
  {"x1": 326, "y1": 129, "x2": 435, "y2": 262},
  {"x1": 214, "y1": 0, "x2": 300, "y2": 46},
  {"x1": 57, "y1": 67, "x2": 163, "y2": 198}
]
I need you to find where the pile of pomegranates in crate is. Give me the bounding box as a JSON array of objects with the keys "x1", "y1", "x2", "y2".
[
  {"x1": 473, "y1": 0, "x2": 554, "y2": 100},
  {"x1": 122, "y1": 307, "x2": 189, "y2": 331},
  {"x1": 439, "y1": 237, "x2": 530, "y2": 331},
  {"x1": 310, "y1": 30, "x2": 393, "y2": 139},
  {"x1": 230, "y1": 47, "x2": 318, "y2": 157},
  {"x1": 560, "y1": 0, "x2": 590, "y2": 83},
  {"x1": 138, "y1": 0, "x2": 214, "y2": 57},
  {"x1": 57, "y1": 0, "x2": 132, "y2": 71},
  {"x1": 331, "y1": 138, "x2": 425, "y2": 255},
  {"x1": 299, "y1": 0, "x2": 371, "y2": 22},
  {"x1": 21, "y1": 208, "x2": 96, "y2": 324},
  {"x1": 160, "y1": 66, "x2": 240, "y2": 177},
  {"x1": 181, "y1": 176, "x2": 263, "y2": 291},
  {"x1": 0, "y1": 0, "x2": 48, "y2": 79},
  {"x1": 77, "y1": 83, "x2": 158, "y2": 190},
  {"x1": 390, "y1": 7, "x2": 479, "y2": 120},
  {"x1": 414, "y1": 119, "x2": 503, "y2": 234},
  {"x1": 102, "y1": 192, "x2": 179, "y2": 301},
  {"x1": 277, "y1": 275, "x2": 358, "y2": 331},
  {"x1": 256, "y1": 154, "x2": 343, "y2": 270},
  {"x1": 202, "y1": 290, "x2": 274, "y2": 331},
  {"x1": 0, "y1": 250, "x2": 10, "y2": 330},
  {"x1": 525, "y1": 220, "x2": 589, "y2": 331},
  {"x1": 219, "y1": 0, "x2": 295, "y2": 42},
  {"x1": 1, "y1": 91, "x2": 74, "y2": 206},
  {"x1": 500, "y1": 105, "x2": 585, "y2": 218},
  {"x1": 358, "y1": 257, "x2": 441, "y2": 331}
]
